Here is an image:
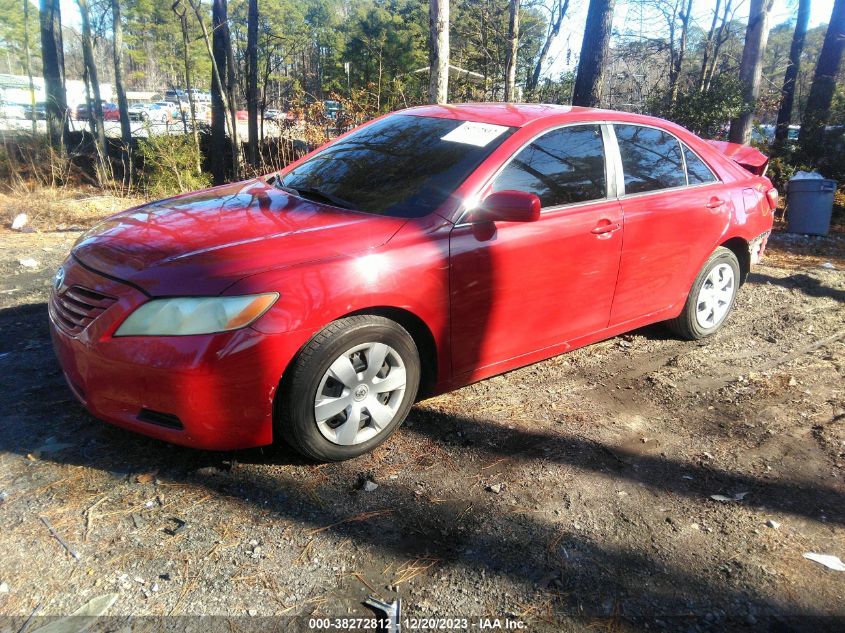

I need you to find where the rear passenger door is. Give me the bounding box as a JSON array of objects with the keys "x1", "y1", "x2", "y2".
[{"x1": 608, "y1": 124, "x2": 734, "y2": 326}]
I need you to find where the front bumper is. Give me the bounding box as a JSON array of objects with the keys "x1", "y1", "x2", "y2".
[{"x1": 49, "y1": 258, "x2": 307, "y2": 450}]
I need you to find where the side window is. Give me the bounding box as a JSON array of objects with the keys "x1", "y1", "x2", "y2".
[
  {"x1": 615, "y1": 124, "x2": 685, "y2": 194},
  {"x1": 493, "y1": 125, "x2": 606, "y2": 207},
  {"x1": 683, "y1": 144, "x2": 718, "y2": 185}
]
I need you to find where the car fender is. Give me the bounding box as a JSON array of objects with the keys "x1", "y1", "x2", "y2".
[{"x1": 225, "y1": 214, "x2": 453, "y2": 381}]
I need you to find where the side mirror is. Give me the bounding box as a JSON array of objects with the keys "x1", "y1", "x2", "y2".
[{"x1": 474, "y1": 190, "x2": 541, "y2": 223}]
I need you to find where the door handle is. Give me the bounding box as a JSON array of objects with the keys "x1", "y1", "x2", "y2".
[
  {"x1": 591, "y1": 222, "x2": 621, "y2": 235},
  {"x1": 706, "y1": 197, "x2": 725, "y2": 209}
]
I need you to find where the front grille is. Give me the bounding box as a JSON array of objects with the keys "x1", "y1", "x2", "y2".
[{"x1": 51, "y1": 285, "x2": 117, "y2": 335}]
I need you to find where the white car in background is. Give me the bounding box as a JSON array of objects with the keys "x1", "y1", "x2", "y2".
[{"x1": 128, "y1": 102, "x2": 172, "y2": 123}]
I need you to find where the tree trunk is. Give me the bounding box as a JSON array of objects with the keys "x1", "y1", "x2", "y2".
[
  {"x1": 669, "y1": 0, "x2": 694, "y2": 105},
  {"x1": 773, "y1": 0, "x2": 810, "y2": 151},
  {"x1": 77, "y1": 0, "x2": 108, "y2": 180},
  {"x1": 528, "y1": 0, "x2": 568, "y2": 96},
  {"x1": 700, "y1": 0, "x2": 733, "y2": 92},
  {"x1": 200, "y1": 0, "x2": 238, "y2": 183},
  {"x1": 223, "y1": 5, "x2": 240, "y2": 171},
  {"x1": 698, "y1": 0, "x2": 722, "y2": 92},
  {"x1": 572, "y1": 0, "x2": 615, "y2": 107},
  {"x1": 39, "y1": 0, "x2": 69, "y2": 152},
  {"x1": 23, "y1": 0, "x2": 36, "y2": 134},
  {"x1": 172, "y1": 0, "x2": 201, "y2": 174},
  {"x1": 112, "y1": 0, "x2": 133, "y2": 186},
  {"x1": 799, "y1": 0, "x2": 845, "y2": 158},
  {"x1": 504, "y1": 0, "x2": 520, "y2": 102},
  {"x1": 428, "y1": 0, "x2": 449, "y2": 104},
  {"x1": 246, "y1": 0, "x2": 259, "y2": 167},
  {"x1": 728, "y1": 0, "x2": 774, "y2": 144}
]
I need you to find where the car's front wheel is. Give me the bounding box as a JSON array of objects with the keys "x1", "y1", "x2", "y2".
[
  {"x1": 668, "y1": 246, "x2": 740, "y2": 340},
  {"x1": 276, "y1": 316, "x2": 420, "y2": 461}
]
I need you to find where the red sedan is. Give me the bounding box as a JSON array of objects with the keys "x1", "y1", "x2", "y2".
[{"x1": 50, "y1": 104, "x2": 776, "y2": 461}]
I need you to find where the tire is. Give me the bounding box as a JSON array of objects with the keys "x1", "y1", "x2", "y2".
[
  {"x1": 276, "y1": 315, "x2": 421, "y2": 461},
  {"x1": 667, "y1": 247, "x2": 740, "y2": 340}
]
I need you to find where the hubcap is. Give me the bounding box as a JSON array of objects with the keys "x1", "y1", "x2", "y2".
[
  {"x1": 695, "y1": 263, "x2": 735, "y2": 329},
  {"x1": 314, "y1": 342, "x2": 407, "y2": 446}
]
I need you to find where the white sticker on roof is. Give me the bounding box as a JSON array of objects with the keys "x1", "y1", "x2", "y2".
[{"x1": 441, "y1": 121, "x2": 509, "y2": 147}]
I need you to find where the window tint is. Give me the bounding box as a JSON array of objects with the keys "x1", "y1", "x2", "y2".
[
  {"x1": 281, "y1": 115, "x2": 515, "y2": 218},
  {"x1": 615, "y1": 125, "x2": 685, "y2": 194},
  {"x1": 683, "y1": 144, "x2": 717, "y2": 185},
  {"x1": 492, "y1": 125, "x2": 606, "y2": 207}
]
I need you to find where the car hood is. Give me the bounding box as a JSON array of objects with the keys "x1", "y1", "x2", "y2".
[{"x1": 72, "y1": 179, "x2": 408, "y2": 295}]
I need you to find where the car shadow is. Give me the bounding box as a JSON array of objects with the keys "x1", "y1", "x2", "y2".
[
  {"x1": 0, "y1": 303, "x2": 841, "y2": 630},
  {"x1": 750, "y1": 272, "x2": 845, "y2": 303}
]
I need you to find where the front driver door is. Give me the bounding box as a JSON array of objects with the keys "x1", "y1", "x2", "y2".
[{"x1": 449, "y1": 124, "x2": 624, "y2": 377}]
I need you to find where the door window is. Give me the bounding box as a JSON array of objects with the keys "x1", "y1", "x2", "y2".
[
  {"x1": 682, "y1": 144, "x2": 718, "y2": 185},
  {"x1": 615, "y1": 124, "x2": 685, "y2": 194},
  {"x1": 492, "y1": 125, "x2": 607, "y2": 208}
]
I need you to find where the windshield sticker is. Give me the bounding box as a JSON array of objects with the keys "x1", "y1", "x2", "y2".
[{"x1": 441, "y1": 121, "x2": 509, "y2": 147}]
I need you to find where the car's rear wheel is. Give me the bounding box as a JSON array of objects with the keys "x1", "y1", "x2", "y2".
[
  {"x1": 276, "y1": 316, "x2": 420, "y2": 461},
  {"x1": 667, "y1": 247, "x2": 740, "y2": 340}
]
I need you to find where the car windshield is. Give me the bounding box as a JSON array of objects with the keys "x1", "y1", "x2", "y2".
[{"x1": 279, "y1": 114, "x2": 515, "y2": 218}]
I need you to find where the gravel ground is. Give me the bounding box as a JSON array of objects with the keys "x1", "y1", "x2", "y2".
[{"x1": 0, "y1": 221, "x2": 843, "y2": 632}]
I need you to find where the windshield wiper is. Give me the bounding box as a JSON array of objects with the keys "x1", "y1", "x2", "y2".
[{"x1": 272, "y1": 175, "x2": 358, "y2": 211}]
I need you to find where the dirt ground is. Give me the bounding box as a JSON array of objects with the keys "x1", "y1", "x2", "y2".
[{"x1": 0, "y1": 209, "x2": 843, "y2": 632}]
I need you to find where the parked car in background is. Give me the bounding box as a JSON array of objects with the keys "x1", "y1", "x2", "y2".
[
  {"x1": 22, "y1": 102, "x2": 48, "y2": 120},
  {"x1": 324, "y1": 99, "x2": 341, "y2": 121},
  {"x1": 75, "y1": 101, "x2": 120, "y2": 121},
  {"x1": 264, "y1": 109, "x2": 284, "y2": 121},
  {"x1": 164, "y1": 89, "x2": 188, "y2": 104},
  {"x1": 50, "y1": 104, "x2": 777, "y2": 461},
  {"x1": 236, "y1": 110, "x2": 248, "y2": 121},
  {"x1": 128, "y1": 102, "x2": 171, "y2": 123},
  {"x1": 188, "y1": 89, "x2": 210, "y2": 103}
]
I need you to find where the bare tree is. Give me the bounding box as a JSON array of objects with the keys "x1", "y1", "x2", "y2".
[
  {"x1": 189, "y1": 0, "x2": 239, "y2": 182},
  {"x1": 429, "y1": 0, "x2": 449, "y2": 104},
  {"x1": 799, "y1": 0, "x2": 845, "y2": 157},
  {"x1": 527, "y1": 0, "x2": 569, "y2": 97},
  {"x1": 698, "y1": 0, "x2": 735, "y2": 92},
  {"x1": 172, "y1": 0, "x2": 202, "y2": 174},
  {"x1": 23, "y1": 0, "x2": 37, "y2": 134},
  {"x1": 112, "y1": 0, "x2": 133, "y2": 186},
  {"x1": 39, "y1": 0, "x2": 69, "y2": 152},
  {"x1": 504, "y1": 0, "x2": 520, "y2": 101},
  {"x1": 573, "y1": 0, "x2": 615, "y2": 107},
  {"x1": 668, "y1": 0, "x2": 694, "y2": 104},
  {"x1": 247, "y1": 0, "x2": 259, "y2": 167},
  {"x1": 773, "y1": 0, "x2": 810, "y2": 151},
  {"x1": 77, "y1": 0, "x2": 108, "y2": 180},
  {"x1": 728, "y1": 0, "x2": 775, "y2": 144}
]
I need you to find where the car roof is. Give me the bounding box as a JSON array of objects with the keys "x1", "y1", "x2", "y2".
[{"x1": 400, "y1": 102, "x2": 675, "y2": 130}]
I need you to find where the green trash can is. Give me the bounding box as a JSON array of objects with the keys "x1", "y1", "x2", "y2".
[{"x1": 786, "y1": 176, "x2": 836, "y2": 236}]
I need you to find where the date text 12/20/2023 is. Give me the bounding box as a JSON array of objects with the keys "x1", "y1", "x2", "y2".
[{"x1": 308, "y1": 617, "x2": 527, "y2": 629}]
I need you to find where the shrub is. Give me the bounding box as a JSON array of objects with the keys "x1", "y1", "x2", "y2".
[
  {"x1": 650, "y1": 76, "x2": 745, "y2": 139},
  {"x1": 136, "y1": 133, "x2": 211, "y2": 198}
]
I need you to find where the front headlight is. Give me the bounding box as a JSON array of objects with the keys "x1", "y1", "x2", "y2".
[{"x1": 114, "y1": 293, "x2": 278, "y2": 336}]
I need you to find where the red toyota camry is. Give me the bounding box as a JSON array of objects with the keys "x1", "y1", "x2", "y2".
[{"x1": 50, "y1": 104, "x2": 776, "y2": 461}]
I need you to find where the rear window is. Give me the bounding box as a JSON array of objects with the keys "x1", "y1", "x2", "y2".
[
  {"x1": 281, "y1": 114, "x2": 515, "y2": 218},
  {"x1": 615, "y1": 124, "x2": 685, "y2": 194},
  {"x1": 683, "y1": 144, "x2": 718, "y2": 185}
]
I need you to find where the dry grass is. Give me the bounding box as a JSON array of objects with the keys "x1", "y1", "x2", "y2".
[{"x1": 0, "y1": 186, "x2": 146, "y2": 232}]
